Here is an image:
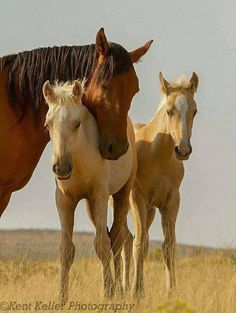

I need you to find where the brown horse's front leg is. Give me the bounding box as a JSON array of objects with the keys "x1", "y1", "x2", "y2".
[
  {"x1": 55, "y1": 187, "x2": 77, "y2": 305},
  {"x1": 110, "y1": 190, "x2": 131, "y2": 297},
  {"x1": 0, "y1": 192, "x2": 11, "y2": 217},
  {"x1": 91, "y1": 191, "x2": 114, "y2": 299}
]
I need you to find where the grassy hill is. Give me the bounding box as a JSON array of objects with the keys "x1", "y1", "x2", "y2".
[{"x1": 0, "y1": 229, "x2": 234, "y2": 261}]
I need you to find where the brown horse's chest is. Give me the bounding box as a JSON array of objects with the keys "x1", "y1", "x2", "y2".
[{"x1": 0, "y1": 113, "x2": 48, "y2": 194}]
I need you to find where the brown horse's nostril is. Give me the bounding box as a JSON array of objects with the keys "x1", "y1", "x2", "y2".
[{"x1": 108, "y1": 142, "x2": 115, "y2": 154}]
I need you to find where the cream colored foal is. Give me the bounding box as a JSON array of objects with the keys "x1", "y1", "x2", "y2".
[{"x1": 43, "y1": 80, "x2": 136, "y2": 302}]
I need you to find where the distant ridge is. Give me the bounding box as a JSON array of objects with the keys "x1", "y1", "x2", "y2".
[{"x1": 0, "y1": 229, "x2": 234, "y2": 261}]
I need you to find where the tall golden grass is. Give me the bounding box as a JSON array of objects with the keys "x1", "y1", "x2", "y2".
[{"x1": 0, "y1": 250, "x2": 235, "y2": 313}]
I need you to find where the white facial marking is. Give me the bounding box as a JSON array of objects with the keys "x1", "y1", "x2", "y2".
[
  {"x1": 59, "y1": 107, "x2": 69, "y2": 122},
  {"x1": 175, "y1": 95, "x2": 188, "y2": 143}
]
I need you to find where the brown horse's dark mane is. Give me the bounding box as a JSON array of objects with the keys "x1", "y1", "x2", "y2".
[{"x1": 0, "y1": 43, "x2": 132, "y2": 121}]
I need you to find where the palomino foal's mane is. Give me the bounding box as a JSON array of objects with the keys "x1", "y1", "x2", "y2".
[
  {"x1": 48, "y1": 81, "x2": 85, "y2": 108},
  {"x1": 150, "y1": 75, "x2": 191, "y2": 123}
]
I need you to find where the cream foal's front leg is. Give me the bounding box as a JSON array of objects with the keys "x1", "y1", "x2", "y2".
[
  {"x1": 90, "y1": 190, "x2": 114, "y2": 298},
  {"x1": 56, "y1": 187, "x2": 77, "y2": 305}
]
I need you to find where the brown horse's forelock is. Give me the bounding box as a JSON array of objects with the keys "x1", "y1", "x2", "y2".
[{"x1": 0, "y1": 43, "x2": 132, "y2": 122}]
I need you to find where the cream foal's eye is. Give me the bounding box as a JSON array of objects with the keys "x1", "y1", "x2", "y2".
[
  {"x1": 75, "y1": 121, "x2": 81, "y2": 129},
  {"x1": 193, "y1": 110, "x2": 197, "y2": 117},
  {"x1": 44, "y1": 122, "x2": 49, "y2": 130}
]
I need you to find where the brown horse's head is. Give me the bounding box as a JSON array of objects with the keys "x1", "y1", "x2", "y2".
[
  {"x1": 85, "y1": 28, "x2": 153, "y2": 160},
  {"x1": 159, "y1": 72, "x2": 199, "y2": 160}
]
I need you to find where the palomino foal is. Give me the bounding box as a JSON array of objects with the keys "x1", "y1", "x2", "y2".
[
  {"x1": 43, "y1": 80, "x2": 136, "y2": 302},
  {"x1": 130, "y1": 72, "x2": 199, "y2": 297}
]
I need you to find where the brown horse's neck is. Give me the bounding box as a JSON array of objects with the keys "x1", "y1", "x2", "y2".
[{"x1": 147, "y1": 98, "x2": 175, "y2": 162}]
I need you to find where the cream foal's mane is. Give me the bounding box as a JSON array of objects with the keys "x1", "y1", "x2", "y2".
[
  {"x1": 50, "y1": 80, "x2": 85, "y2": 107},
  {"x1": 170, "y1": 75, "x2": 191, "y2": 89},
  {"x1": 151, "y1": 74, "x2": 190, "y2": 121}
]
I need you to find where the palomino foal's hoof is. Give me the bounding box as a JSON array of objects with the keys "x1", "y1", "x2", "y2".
[
  {"x1": 166, "y1": 287, "x2": 177, "y2": 298},
  {"x1": 104, "y1": 285, "x2": 115, "y2": 299},
  {"x1": 131, "y1": 285, "x2": 145, "y2": 300},
  {"x1": 115, "y1": 284, "x2": 124, "y2": 298}
]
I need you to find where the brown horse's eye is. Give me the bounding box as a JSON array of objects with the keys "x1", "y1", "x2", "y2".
[
  {"x1": 193, "y1": 110, "x2": 197, "y2": 117},
  {"x1": 101, "y1": 84, "x2": 109, "y2": 91},
  {"x1": 167, "y1": 110, "x2": 174, "y2": 117}
]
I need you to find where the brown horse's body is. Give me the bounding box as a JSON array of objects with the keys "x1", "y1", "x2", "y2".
[
  {"x1": 0, "y1": 29, "x2": 152, "y2": 217},
  {"x1": 0, "y1": 66, "x2": 48, "y2": 215}
]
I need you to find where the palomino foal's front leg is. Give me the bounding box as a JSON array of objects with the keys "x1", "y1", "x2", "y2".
[
  {"x1": 91, "y1": 194, "x2": 114, "y2": 298},
  {"x1": 56, "y1": 187, "x2": 77, "y2": 304},
  {"x1": 131, "y1": 189, "x2": 148, "y2": 298},
  {"x1": 160, "y1": 192, "x2": 180, "y2": 296}
]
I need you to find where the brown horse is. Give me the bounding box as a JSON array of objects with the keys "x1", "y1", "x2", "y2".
[{"x1": 0, "y1": 28, "x2": 152, "y2": 217}]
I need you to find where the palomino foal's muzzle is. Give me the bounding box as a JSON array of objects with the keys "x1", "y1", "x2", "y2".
[
  {"x1": 175, "y1": 145, "x2": 192, "y2": 160},
  {"x1": 53, "y1": 161, "x2": 72, "y2": 179}
]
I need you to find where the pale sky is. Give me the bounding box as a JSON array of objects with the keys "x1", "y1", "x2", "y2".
[{"x1": 0, "y1": 0, "x2": 235, "y2": 248}]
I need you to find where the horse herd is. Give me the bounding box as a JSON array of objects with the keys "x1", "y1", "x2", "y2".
[{"x1": 0, "y1": 28, "x2": 199, "y2": 302}]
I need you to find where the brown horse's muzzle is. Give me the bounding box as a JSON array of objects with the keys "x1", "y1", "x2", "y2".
[{"x1": 100, "y1": 139, "x2": 129, "y2": 160}]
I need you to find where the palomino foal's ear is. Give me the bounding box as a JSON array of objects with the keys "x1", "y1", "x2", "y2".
[
  {"x1": 159, "y1": 72, "x2": 171, "y2": 95},
  {"x1": 189, "y1": 72, "x2": 199, "y2": 93},
  {"x1": 129, "y1": 40, "x2": 153, "y2": 63},
  {"x1": 72, "y1": 80, "x2": 83, "y2": 100},
  {"x1": 42, "y1": 81, "x2": 55, "y2": 103},
  {"x1": 95, "y1": 27, "x2": 110, "y2": 56}
]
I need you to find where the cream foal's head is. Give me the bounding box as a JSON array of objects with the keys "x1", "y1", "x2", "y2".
[
  {"x1": 43, "y1": 80, "x2": 85, "y2": 180},
  {"x1": 159, "y1": 72, "x2": 199, "y2": 160}
]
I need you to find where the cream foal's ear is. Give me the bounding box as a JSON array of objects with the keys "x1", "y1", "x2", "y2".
[
  {"x1": 189, "y1": 72, "x2": 199, "y2": 93},
  {"x1": 159, "y1": 72, "x2": 171, "y2": 95},
  {"x1": 43, "y1": 81, "x2": 55, "y2": 103},
  {"x1": 129, "y1": 40, "x2": 153, "y2": 64},
  {"x1": 72, "y1": 80, "x2": 83, "y2": 100}
]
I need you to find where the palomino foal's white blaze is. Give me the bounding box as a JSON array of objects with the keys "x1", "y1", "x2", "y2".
[{"x1": 175, "y1": 94, "x2": 190, "y2": 154}]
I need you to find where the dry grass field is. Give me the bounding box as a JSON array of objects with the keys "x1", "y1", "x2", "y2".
[{"x1": 0, "y1": 230, "x2": 235, "y2": 313}]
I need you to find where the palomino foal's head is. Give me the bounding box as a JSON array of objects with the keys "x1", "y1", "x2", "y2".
[
  {"x1": 43, "y1": 80, "x2": 85, "y2": 180},
  {"x1": 159, "y1": 72, "x2": 199, "y2": 160}
]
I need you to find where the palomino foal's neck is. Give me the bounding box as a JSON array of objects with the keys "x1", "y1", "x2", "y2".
[{"x1": 147, "y1": 98, "x2": 175, "y2": 160}]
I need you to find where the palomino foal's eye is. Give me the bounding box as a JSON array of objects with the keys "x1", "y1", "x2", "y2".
[
  {"x1": 193, "y1": 110, "x2": 198, "y2": 117},
  {"x1": 44, "y1": 122, "x2": 50, "y2": 130},
  {"x1": 75, "y1": 121, "x2": 81, "y2": 129}
]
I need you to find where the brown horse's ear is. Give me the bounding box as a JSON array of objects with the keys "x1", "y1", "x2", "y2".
[
  {"x1": 159, "y1": 72, "x2": 171, "y2": 95},
  {"x1": 43, "y1": 81, "x2": 55, "y2": 103},
  {"x1": 129, "y1": 40, "x2": 153, "y2": 63},
  {"x1": 72, "y1": 80, "x2": 83, "y2": 100},
  {"x1": 95, "y1": 27, "x2": 110, "y2": 56},
  {"x1": 189, "y1": 72, "x2": 199, "y2": 93}
]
